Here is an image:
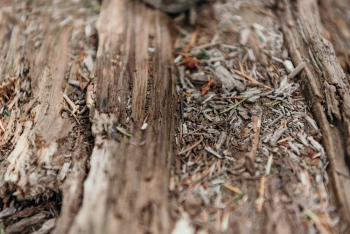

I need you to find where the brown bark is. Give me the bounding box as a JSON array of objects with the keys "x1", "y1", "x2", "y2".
[
  {"x1": 0, "y1": 2, "x2": 88, "y2": 202},
  {"x1": 319, "y1": 0, "x2": 350, "y2": 77},
  {"x1": 0, "y1": 1, "x2": 96, "y2": 233},
  {"x1": 1, "y1": 0, "x2": 177, "y2": 233},
  {"x1": 66, "y1": 1, "x2": 177, "y2": 233},
  {"x1": 278, "y1": 0, "x2": 350, "y2": 226}
]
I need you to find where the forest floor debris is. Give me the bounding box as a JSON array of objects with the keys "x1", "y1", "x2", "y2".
[
  {"x1": 0, "y1": 0, "x2": 349, "y2": 233},
  {"x1": 170, "y1": 0, "x2": 341, "y2": 233}
]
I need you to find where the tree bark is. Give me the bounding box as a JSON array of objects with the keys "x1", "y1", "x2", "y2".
[
  {"x1": 67, "y1": 1, "x2": 176, "y2": 233},
  {"x1": 319, "y1": 0, "x2": 350, "y2": 76},
  {"x1": 278, "y1": 0, "x2": 350, "y2": 226},
  {"x1": 0, "y1": 0, "x2": 176, "y2": 233}
]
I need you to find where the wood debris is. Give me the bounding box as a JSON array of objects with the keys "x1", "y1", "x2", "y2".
[
  {"x1": 0, "y1": 0, "x2": 348, "y2": 233},
  {"x1": 171, "y1": 0, "x2": 340, "y2": 232}
]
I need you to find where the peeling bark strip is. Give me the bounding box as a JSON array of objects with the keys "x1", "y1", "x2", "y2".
[
  {"x1": 279, "y1": 0, "x2": 350, "y2": 225},
  {"x1": 68, "y1": 1, "x2": 176, "y2": 233}
]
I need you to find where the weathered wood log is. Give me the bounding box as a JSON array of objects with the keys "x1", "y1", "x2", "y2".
[
  {"x1": 319, "y1": 0, "x2": 350, "y2": 75},
  {"x1": 65, "y1": 1, "x2": 177, "y2": 233},
  {"x1": 1, "y1": 0, "x2": 177, "y2": 233},
  {"x1": 278, "y1": 0, "x2": 350, "y2": 226},
  {"x1": 0, "y1": 1, "x2": 97, "y2": 233},
  {"x1": 0, "y1": 2, "x2": 97, "y2": 234},
  {"x1": 0, "y1": 3, "x2": 87, "y2": 201}
]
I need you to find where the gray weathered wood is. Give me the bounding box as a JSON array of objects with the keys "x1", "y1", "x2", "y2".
[
  {"x1": 67, "y1": 1, "x2": 176, "y2": 233},
  {"x1": 279, "y1": 0, "x2": 350, "y2": 227}
]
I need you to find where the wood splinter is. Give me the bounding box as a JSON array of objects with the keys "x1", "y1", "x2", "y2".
[
  {"x1": 62, "y1": 93, "x2": 76, "y2": 110},
  {"x1": 245, "y1": 115, "x2": 262, "y2": 175}
]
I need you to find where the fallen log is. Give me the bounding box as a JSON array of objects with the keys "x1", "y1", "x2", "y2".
[
  {"x1": 0, "y1": 0, "x2": 176, "y2": 233},
  {"x1": 2, "y1": 0, "x2": 350, "y2": 233},
  {"x1": 278, "y1": 0, "x2": 350, "y2": 227},
  {"x1": 67, "y1": 0, "x2": 177, "y2": 233},
  {"x1": 0, "y1": 1, "x2": 97, "y2": 233}
]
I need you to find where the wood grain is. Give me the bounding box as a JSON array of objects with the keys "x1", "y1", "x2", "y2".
[
  {"x1": 279, "y1": 0, "x2": 350, "y2": 227},
  {"x1": 67, "y1": 0, "x2": 176, "y2": 233}
]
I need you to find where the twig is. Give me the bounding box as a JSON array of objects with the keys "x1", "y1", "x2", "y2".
[
  {"x1": 78, "y1": 71, "x2": 91, "y2": 82},
  {"x1": 255, "y1": 70, "x2": 266, "y2": 80},
  {"x1": 4, "y1": 110, "x2": 10, "y2": 116},
  {"x1": 302, "y1": 207, "x2": 329, "y2": 234},
  {"x1": 229, "y1": 68, "x2": 272, "y2": 89},
  {"x1": 191, "y1": 41, "x2": 222, "y2": 51},
  {"x1": 336, "y1": 169, "x2": 350, "y2": 179},
  {"x1": 288, "y1": 62, "x2": 306, "y2": 79},
  {"x1": 238, "y1": 60, "x2": 246, "y2": 85},
  {"x1": 244, "y1": 6, "x2": 275, "y2": 18},
  {"x1": 82, "y1": 79, "x2": 91, "y2": 89},
  {"x1": 116, "y1": 127, "x2": 132, "y2": 137},
  {"x1": 179, "y1": 92, "x2": 185, "y2": 123},
  {"x1": 230, "y1": 68, "x2": 257, "y2": 82},
  {"x1": 247, "y1": 116, "x2": 261, "y2": 163},
  {"x1": 78, "y1": 106, "x2": 88, "y2": 115},
  {"x1": 69, "y1": 80, "x2": 87, "y2": 88},
  {"x1": 0, "y1": 119, "x2": 5, "y2": 132},
  {"x1": 7, "y1": 95, "x2": 19, "y2": 110},
  {"x1": 244, "y1": 61, "x2": 249, "y2": 78},
  {"x1": 63, "y1": 93, "x2": 76, "y2": 110},
  {"x1": 269, "y1": 61, "x2": 280, "y2": 77},
  {"x1": 178, "y1": 137, "x2": 203, "y2": 155},
  {"x1": 185, "y1": 26, "x2": 200, "y2": 52},
  {"x1": 219, "y1": 97, "x2": 248, "y2": 114},
  {"x1": 277, "y1": 136, "x2": 292, "y2": 144},
  {"x1": 184, "y1": 120, "x2": 226, "y2": 136},
  {"x1": 65, "y1": 107, "x2": 80, "y2": 125},
  {"x1": 267, "y1": 115, "x2": 283, "y2": 128},
  {"x1": 70, "y1": 56, "x2": 86, "y2": 64},
  {"x1": 265, "y1": 154, "x2": 273, "y2": 175},
  {"x1": 234, "y1": 192, "x2": 246, "y2": 201},
  {"x1": 271, "y1": 100, "x2": 282, "y2": 106},
  {"x1": 77, "y1": 72, "x2": 83, "y2": 89},
  {"x1": 71, "y1": 105, "x2": 80, "y2": 115},
  {"x1": 218, "y1": 96, "x2": 246, "y2": 100},
  {"x1": 0, "y1": 151, "x2": 10, "y2": 162},
  {"x1": 204, "y1": 146, "x2": 223, "y2": 158},
  {"x1": 223, "y1": 183, "x2": 243, "y2": 194},
  {"x1": 256, "y1": 176, "x2": 265, "y2": 212},
  {"x1": 143, "y1": 113, "x2": 150, "y2": 125}
]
